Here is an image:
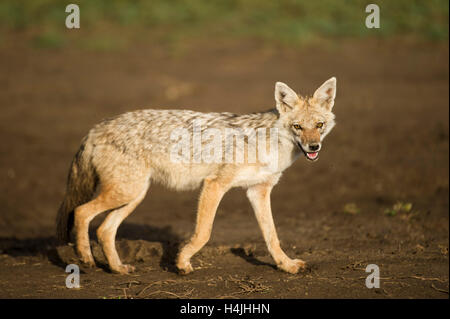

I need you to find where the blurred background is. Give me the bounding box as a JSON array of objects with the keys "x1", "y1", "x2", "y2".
[
  {"x1": 0, "y1": 0, "x2": 448, "y2": 298},
  {"x1": 0, "y1": 0, "x2": 448, "y2": 49}
]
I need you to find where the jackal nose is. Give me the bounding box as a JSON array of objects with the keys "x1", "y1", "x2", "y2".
[{"x1": 309, "y1": 144, "x2": 320, "y2": 151}]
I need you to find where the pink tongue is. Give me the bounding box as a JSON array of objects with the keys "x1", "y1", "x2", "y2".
[{"x1": 307, "y1": 152, "x2": 318, "y2": 159}]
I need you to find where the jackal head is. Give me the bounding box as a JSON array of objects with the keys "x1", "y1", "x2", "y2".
[{"x1": 275, "y1": 78, "x2": 337, "y2": 162}]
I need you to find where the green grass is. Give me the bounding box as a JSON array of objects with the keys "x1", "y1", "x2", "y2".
[
  {"x1": 0, "y1": 0, "x2": 448, "y2": 49},
  {"x1": 342, "y1": 203, "x2": 360, "y2": 215},
  {"x1": 32, "y1": 29, "x2": 65, "y2": 48},
  {"x1": 384, "y1": 201, "x2": 414, "y2": 217}
]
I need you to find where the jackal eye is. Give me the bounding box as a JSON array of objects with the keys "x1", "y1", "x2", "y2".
[
  {"x1": 316, "y1": 122, "x2": 324, "y2": 129},
  {"x1": 292, "y1": 124, "x2": 302, "y2": 130}
]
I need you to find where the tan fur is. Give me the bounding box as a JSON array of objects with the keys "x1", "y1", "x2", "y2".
[{"x1": 56, "y1": 78, "x2": 337, "y2": 274}]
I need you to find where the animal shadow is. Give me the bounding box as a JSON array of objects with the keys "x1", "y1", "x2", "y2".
[{"x1": 0, "y1": 222, "x2": 182, "y2": 274}]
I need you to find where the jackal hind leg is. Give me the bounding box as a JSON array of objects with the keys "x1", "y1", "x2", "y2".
[
  {"x1": 74, "y1": 189, "x2": 130, "y2": 267},
  {"x1": 96, "y1": 181, "x2": 149, "y2": 274}
]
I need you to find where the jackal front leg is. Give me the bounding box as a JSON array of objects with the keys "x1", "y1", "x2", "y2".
[
  {"x1": 247, "y1": 183, "x2": 306, "y2": 274},
  {"x1": 177, "y1": 177, "x2": 227, "y2": 274}
]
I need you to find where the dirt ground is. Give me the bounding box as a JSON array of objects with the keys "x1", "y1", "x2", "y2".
[{"x1": 0, "y1": 38, "x2": 448, "y2": 299}]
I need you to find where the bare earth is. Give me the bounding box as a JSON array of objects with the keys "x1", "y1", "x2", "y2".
[{"x1": 0, "y1": 39, "x2": 448, "y2": 298}]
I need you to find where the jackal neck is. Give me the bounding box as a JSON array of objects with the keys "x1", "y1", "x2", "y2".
[{"x1": 226, "y1": 109, "x2": 279, "y2": 129}]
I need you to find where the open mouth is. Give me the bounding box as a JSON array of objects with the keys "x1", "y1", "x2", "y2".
[
  {"x1": 297, "y1": 142, "x2": 320, "y2": 161},
  {"x1": 305, "y1": 151, "x2": 319, "y2": 161}
]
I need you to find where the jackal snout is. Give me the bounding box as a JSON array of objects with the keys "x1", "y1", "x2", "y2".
[
  {"x1": 299, "y1": 128, "x2": 322, "y2": 151},
  {"x1": 308, "y1": 143, "x2": 320, "y2": 152}
]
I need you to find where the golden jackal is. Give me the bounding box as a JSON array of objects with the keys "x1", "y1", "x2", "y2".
[{"x1": 56, "y1": 78, "x2": 337, "y2": 274}]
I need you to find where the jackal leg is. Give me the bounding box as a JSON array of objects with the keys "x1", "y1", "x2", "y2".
[
  {"x1": 97, "y1": 182, "x2": 149, "y2": 274},
  {"x1": 177, "y1": 177, "x2": 227, "y2": 274},
  {"x1": 247, "y1": 183, "x2": 306, "y2": 274},
  {"x1": 74, "y1": 190, "x2": 127, "y2": 266}
]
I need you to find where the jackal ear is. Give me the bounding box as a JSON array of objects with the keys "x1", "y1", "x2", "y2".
[
  {"x1": 313, "y1": 77, "x2": 337, "y2": 111},
  {"x1": 275, "y1": 82, "x2": 299, "y2": 113}
]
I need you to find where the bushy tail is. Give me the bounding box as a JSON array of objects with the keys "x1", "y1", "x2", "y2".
[{"x1": 56, "y1": 137, "x2": 97, "y2": 244}]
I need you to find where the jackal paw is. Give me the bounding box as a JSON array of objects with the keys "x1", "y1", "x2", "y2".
[
  {"x1": 278, "y1": 259, "x2": 307, "y2": 274},
  {"x1": 177, "y1": 261, "x2": 194, "y2": 275},
  {"x1": 79, "y1": 256, "x2": 95, "y2": 267},
  {"x1": 111, "y1": 264, "x2": 136, "y2": 275}
]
